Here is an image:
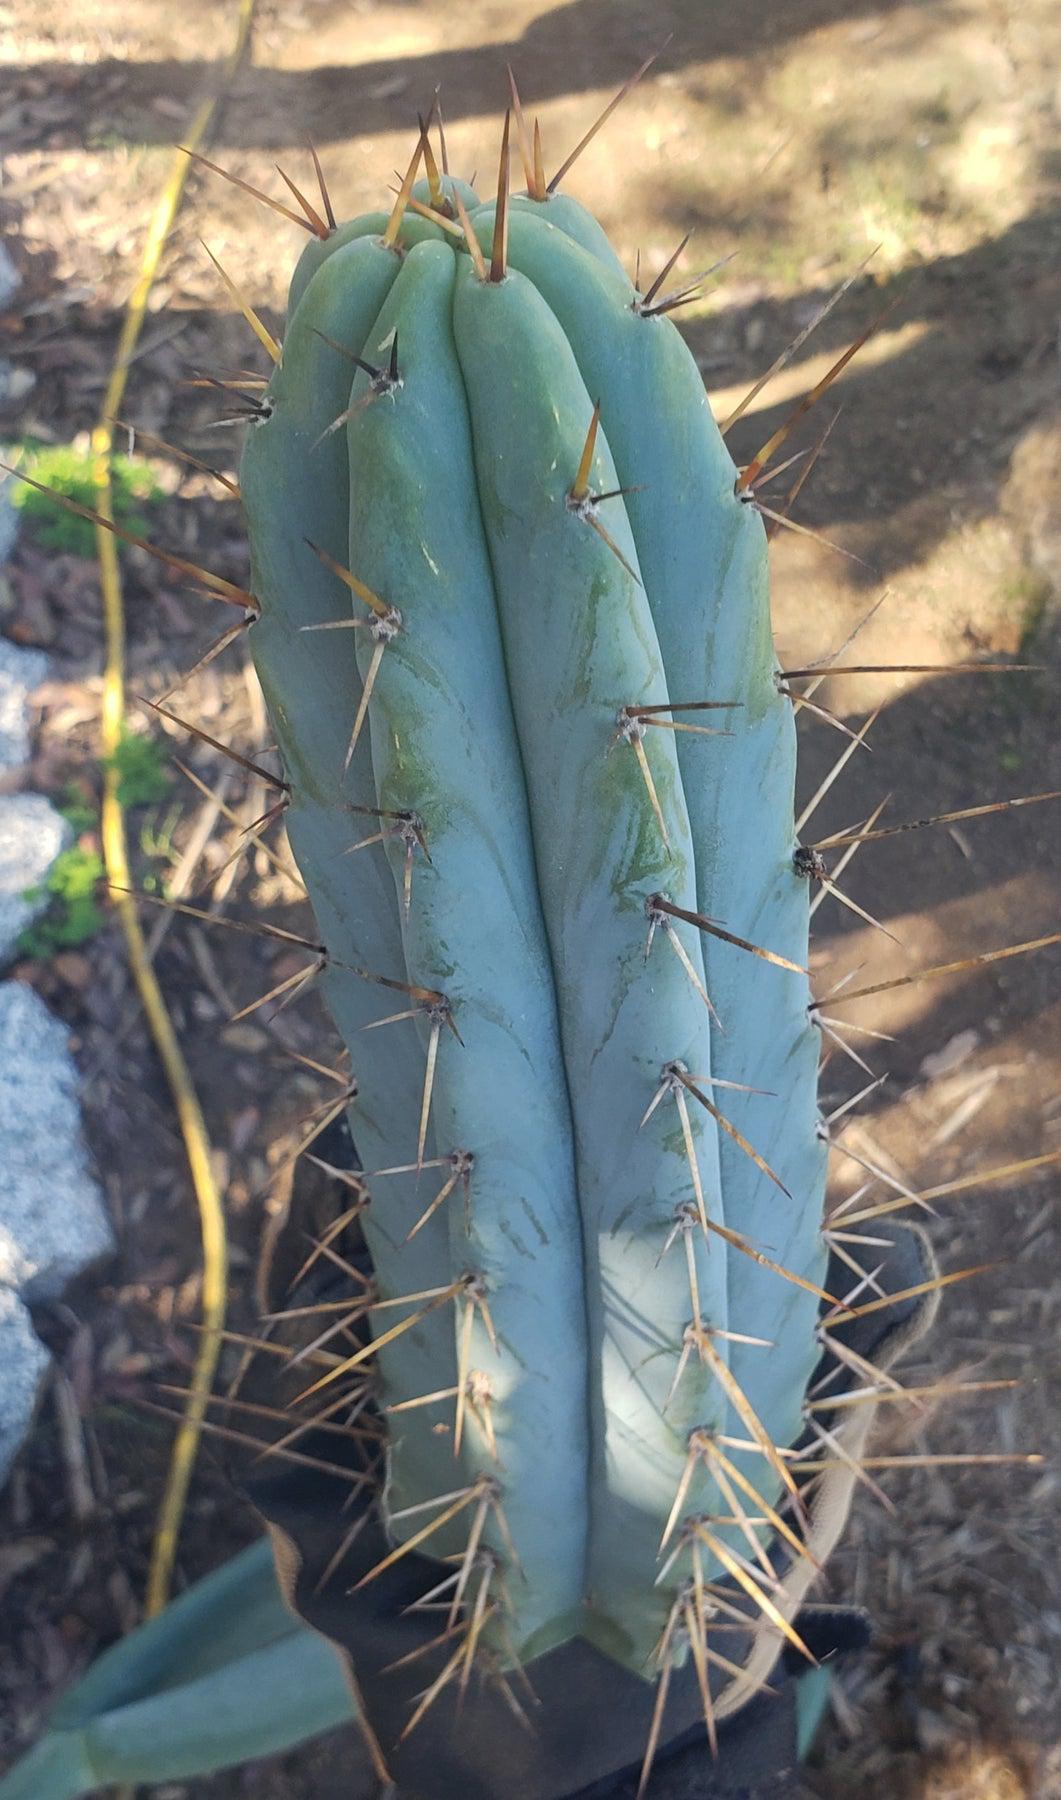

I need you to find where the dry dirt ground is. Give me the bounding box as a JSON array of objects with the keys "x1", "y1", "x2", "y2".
[{"x1": 1, "y1": 0, "x2": 1060, "y2": 1795}]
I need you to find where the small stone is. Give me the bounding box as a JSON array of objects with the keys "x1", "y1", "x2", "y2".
[
  {"x1": 0, "y1": 1287, "x2": 50, "y2": 1487},
  {"x1": 0, "y1": 792, "x2": 71, "y2": 965},
  {"x1": 0, "y1": 980, "x2": 112, "y2": 1484},
  {"x1": 0, "y1": 636, "x2": 49, "y2": 772},
  {"x1": 0, "y1": 979, "x2": 112, "y2": 1299}
]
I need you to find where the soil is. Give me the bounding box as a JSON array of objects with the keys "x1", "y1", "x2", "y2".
[{"x1": 1, "y1": 1, "x2": 1059, "y2": 1795}]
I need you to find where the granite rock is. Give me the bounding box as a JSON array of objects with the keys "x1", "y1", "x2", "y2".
[
  {"x1": 0, "y1": 636, "x2": 49, "y2": 772},
  {"x1": 0, "y1": 980, "x2": 112, "y2": 1483},
  {"x1": 0, "y1": 791, "x2": 71, "y2": 965}
]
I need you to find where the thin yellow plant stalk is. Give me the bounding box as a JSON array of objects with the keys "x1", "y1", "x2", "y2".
[{"x1": 92, "y1": 0, "x2": 255, "y2": 1622}]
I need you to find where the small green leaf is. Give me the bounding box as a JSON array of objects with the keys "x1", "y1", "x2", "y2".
[
  {"x1": 17, "y1": 845, "x2": 106, "y2": 959},
  {"x1": 104, "y1": 726, "x2": 172, "y2": 808}
]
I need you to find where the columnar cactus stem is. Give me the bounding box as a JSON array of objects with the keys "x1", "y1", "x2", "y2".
[{"x1": 240, "y1": 155, "x2": 828, "y2": 1682}]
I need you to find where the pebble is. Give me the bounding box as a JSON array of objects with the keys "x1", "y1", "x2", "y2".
[
  {"x1": 0, "y1": 791, "x2": 71, "y2": 965},
  {"x1": 0, "y1": 981, "x2": 112, "y2": 1482},
  {"x1": 0, "y1": 635, "x2": 49, "y2": 772}
]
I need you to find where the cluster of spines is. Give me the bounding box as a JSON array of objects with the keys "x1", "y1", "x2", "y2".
[{"x1": 6, "y1": 56, "x2": 1059, "y2": 1795}]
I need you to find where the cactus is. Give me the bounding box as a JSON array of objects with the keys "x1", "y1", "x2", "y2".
[
  {"x1": 2, "y1": 76, "x2": 1055, "y2": 1800},
  {"x1": 237, "y1": 119, "x2": 833, "y2": 1690}
]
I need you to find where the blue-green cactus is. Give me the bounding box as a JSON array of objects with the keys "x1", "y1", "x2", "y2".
[{"x1": 238, "y1": 138, "x2": 829, "y2": 1686}]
